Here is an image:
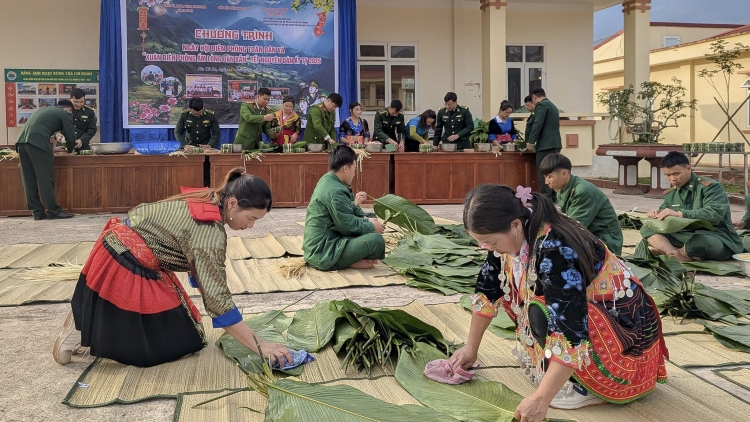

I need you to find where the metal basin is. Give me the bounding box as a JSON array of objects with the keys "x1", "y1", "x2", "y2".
[
  {"x1": 441, "y1": 143, "x2": 457, "y2": 152},
  {"x1": 90, "y1": 142, "x2": 133, "y2": 155},
  {"x1": 307, "y1": 144, "x2": 325, "y2": 152},
  {"x1": 365, "y1": 143, "x2": 383, "y2": 153},
  {"x1": 733, "y1": 254, "x2": 750, "y2": 276},
  {"x1": 476, "y1": 143, "x2": 492, "y2": 152}
]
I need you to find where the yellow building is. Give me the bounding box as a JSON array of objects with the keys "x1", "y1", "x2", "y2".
[{"x1": 594, "y1": 24, "x2": 750, "y2": 166}]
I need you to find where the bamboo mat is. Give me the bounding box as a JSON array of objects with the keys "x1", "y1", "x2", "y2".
[
  {"x1": 665, "y1": 332, "x2": 750, "y2": 367},
  {"x1": 225, "y1": 235, "x2": 293, "y2": 260},
  {"x1": 713, "y1": 367, "x2": 750, "y2": 393},
  {"x1": 0, "y1": 242, "x2": 94, "y2": 268},
  {"x1": 63, "y1": 302, "x2": 496, "y2": 408},
  {"x1": 0, "y1": 269, "x2": 77, "y2": 306},
  {"x1": 621, "y1": 229, "x2": 642, "y2": 255}
]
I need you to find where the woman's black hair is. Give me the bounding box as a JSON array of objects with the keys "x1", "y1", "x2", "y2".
[
  {"x1": 328, "y1": 145, "x2": 357, "y2": 171},
  {"x1": 349, "y1": 102, "x2": 362, "y2": 112},
  {"x1": 419, "y1": 109, "x2": 437, "y2": 129},
  {"x1": 500, "y1": 102, "x2": 513, "y2": 112},
  {"x1": 282, "y1": 95, "x2": 295, "y2": 105},
  {"x1": 463, "y1": 184, "x2": 600, "y2": 281},
  {"x1": 166, "y1": 167, "x2": 272, "y2": 212}
]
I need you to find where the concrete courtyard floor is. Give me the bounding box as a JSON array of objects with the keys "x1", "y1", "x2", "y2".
[{"x1": 0, "y1": 189, "x2": 749, "y2": 421}]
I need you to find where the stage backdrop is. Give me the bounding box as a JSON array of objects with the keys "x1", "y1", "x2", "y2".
[{"x1": 121, "y1": 0, "x2": 338, "y2": 128}]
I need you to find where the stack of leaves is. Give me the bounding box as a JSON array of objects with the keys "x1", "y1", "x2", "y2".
[
  {"x1": 330, "y1": 299, "x2": 459, "y2": 375},
  {"x1": 618, "y1": 212, "x2": 643, "y2": 230},
  {"x1": 459, "y1": 295, "x2": 516, "y2": 339},
  {"x1": 435, "y1": 224, "x2": 477, "y2": 246},
  {"x1": 216, "y1": 298, "x2": 458, "y2": 376},
  {"x1": 384, "y1": 233, "x2": 486, "y2": 295},
  {"x1": 737, "y1": 229, "x2": 750, "y2": 252}
]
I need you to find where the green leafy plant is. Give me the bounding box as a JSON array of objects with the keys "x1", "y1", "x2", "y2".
[
  {"x1": 469, "y1": 119, "x2": 490, "y2": 145},
  {"x1": 596, "y1": 78, "x2": 697, "y2": 143},
  {"x1": 373, "y1": 194, "x2": 436, "y2": 235}
]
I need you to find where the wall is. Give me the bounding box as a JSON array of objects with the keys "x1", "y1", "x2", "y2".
[
  {"x1": 0, "y1": 0, "x2": 101, "y2": 146},
  {"x1": 506, "y1": 8, "x2": 594, "y2": 114},
  {"x1": 593, "y1": 32, "x2": 750, "y2": 166}
]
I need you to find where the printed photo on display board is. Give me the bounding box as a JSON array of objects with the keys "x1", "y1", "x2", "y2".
[
  {"x1": 18, "y1": 98, "x2": 37, "y2": 110},
  {"x1": 38, "y1": 84, "x2": 57, "y2": 96},
  {"x1": 17, "y1": 113, "x2": 32, "y2": 125},
  {"x1": 17, "y1": 84, "x2": 36, "y2": 95},
  {"x1": 122, "y1": 0, "x2": 337, "y2": 127},
  {"x1": 77, "y1": 84, "x2": 98, "y2": 96},
  {"x1": 185, "y1": 74, "x2": 222, "y2": 99},
  {"x1": 227, "y1": 80, "x2": 258, "y2": 102},
  {"x1": 39, "y1": 98, "x2": 57, "y2": 108},
  {"x1": 60, "y1": 84, "x2": 77, "y2": 95}
]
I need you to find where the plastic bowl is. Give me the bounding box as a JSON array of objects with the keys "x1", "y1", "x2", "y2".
[
  {"x1": 733, "y1": 254, "x2": 750, "y2": 276},
  {"x1": 441, "y1": 143, "x2": 457, "y2": 152},
  {"x1": 90, "y1": 142, "x2": 133, "y2": 155},
  {"x1": 132, "y1": 141, "x2": 182, "y2": 155}
]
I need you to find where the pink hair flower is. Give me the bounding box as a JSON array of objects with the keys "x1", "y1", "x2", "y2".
[{"x1": 515, "y1": 186, "x2": 533, "y2": 203}]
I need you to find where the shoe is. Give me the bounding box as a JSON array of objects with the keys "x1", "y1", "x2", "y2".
[
  {"x1": 53, "y1": 310, "x2": 82, "y2": 365},
  {"x1": 48, "y1": 212, "x2": 74, "y2": 219},
  {"x1": 33, "y1": 214, "x2": 47, "y2": 221},
  {"x1": 550, "y1": 382, "x2": 604, "y2": 410}
]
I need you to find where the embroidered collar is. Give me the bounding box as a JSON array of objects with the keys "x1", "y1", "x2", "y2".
[{"x1": 180, "y1": 186, "x2": 222, "y2": 222}]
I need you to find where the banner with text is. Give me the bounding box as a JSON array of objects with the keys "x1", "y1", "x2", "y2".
[
  {"x1": 4, "y1": 69, "x2": 99, "y2": 128},
  {"x1": 122, "y1": 0, "x2": 337, "y2": 128}
]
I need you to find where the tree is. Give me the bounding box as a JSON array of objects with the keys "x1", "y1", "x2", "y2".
[
  {"x1": 697, "y1": 40, "x2": 750, "y2": 144},
  {"x1": 597, "y1": 78, "x2": 697, "y2": 143}
]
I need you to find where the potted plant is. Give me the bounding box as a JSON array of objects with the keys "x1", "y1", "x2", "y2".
[
  {"x1": 469, "y1": 119, "x2": 492, "y2": 152},
  {"x1": 595, "y1": 78, "x2": 697, "y2": 196}
]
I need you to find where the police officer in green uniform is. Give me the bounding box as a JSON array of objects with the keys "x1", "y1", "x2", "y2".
[
  {"x1": 433, "y1": 92, "x2": 474, "y2": 150},
  {"x1": 69, "y1": 88, "x2": 97, "y2": 151},
  {"x1": 175, "y1": 97, "x2": 220, "y2": 149},
  {"x1": 540, "y1": 153, "x2": 623, "y2": 254},
  {"x1": 301, "y1": 93, "x2": 342, "y2": 150},
  {"x1": 373, "y1": 100, "x2": 406, "y2": 151},
  {"x1": 234, "y1": 88, "x2": 276, "y2": 151},
  {"x1": 526, "y1": 88, "x2": 562, "y2": 200},
  {"x1": 16, "y1": 100, "x2": 77, "y2": 220},
  {"x1": 733, "y1": 194, "x2": 750, "y2": 230},
  {"x1": 641, "y1": 151, "x2": 743, "y2": 262}
]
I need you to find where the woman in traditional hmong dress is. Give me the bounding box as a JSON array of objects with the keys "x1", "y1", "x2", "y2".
[
  {"x1": 273, "y1": 95, "x2": 301, "y2": 146},
  {"x1": 450, "y1": 184, "x2": 668, "y2": 421},
  {"x1": 53, "y1": 168, "x2": 292, "y2": 368}
]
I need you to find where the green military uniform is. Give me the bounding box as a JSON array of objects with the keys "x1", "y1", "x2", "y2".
[
  {"x1": 527, "y1": 98, "x2": 562, "y2": 199},
  {"x1": 234, "y1": 102, "x2": 275, "y2": 150},
  {"x1": 742, "y1": 194, "x2": 750, "y2": 228},
  {"x1": 558, "y1": 175, "x2": 623, "y2": 255},
  {"x1": 373, "y1": 108, "x2": 405, "y2": 144},
  {"x1": 302, "y1": 172, "x2": 386, "y2": 271},
  {"x1": 175, "y1": 109, "x2": 220, "y2": 148},
  {"x1": 301, "y1": 103, "x2": 337, "y2": 150},
  {"x1": 71, "y1": 106, "x2": 97, "y2": 150},
  {"x1": 16, "y1": 107, "x2": 76, "y2": 219},
  {"x1": 640, "y1": 173, "x2": 743, "y2": 261},
  {"x1": 433, "y1": 105, "x2": 474, "y2": 150},
  {"x1": 524, "y1": 112, "x2": 535, "y2": 145}
]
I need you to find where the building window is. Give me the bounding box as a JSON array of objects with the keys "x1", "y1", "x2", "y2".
[
  {"x1": 358, "y1": 42, "x2": 418, "y2": 112},
  {"x1": 663, "y1": 36, "x2": 681, "y2": 48},
  {"x1": 506, "y1": 45, "x2": 546, "y2": 110}
]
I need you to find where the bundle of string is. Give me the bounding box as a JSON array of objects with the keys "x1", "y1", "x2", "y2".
[
  {"x1": 0, "y1": 149, "x2": 19, "y2": 161},
  {"x1": 277, "y1": 257, "x2": 308, "y2": 279}
]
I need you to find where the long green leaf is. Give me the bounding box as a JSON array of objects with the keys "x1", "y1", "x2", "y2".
[
  {"x1": 681, "y1": 260, "x2": 744, "y2": 276},
  {"x1": 265, "y1": 378, "x2": 454, "y2": 421},
  {"x1": 374, "y1": 194, "x2": 436, "y2": 235},
  {"x1": 216, "y1": 324, "x2": 304, "y2": 376},
  {"x1": 286, "y1": 301, "x2": 341, "y2": 352},
  {"x1": 459, "y1": 295, "x2": 517, "y2": 339},
  {"x1": 694, "y1": 284, "x2": 750, "y2": 315},
  {"x1": 395, "y1": 343, "x2": 573, "y2": 422},
  {"x1": 701, "y1": 324, "x2": 750, "y2": 352},
  {"x1": 639, "y1": 215, "x2": 715, "y2": 234}
]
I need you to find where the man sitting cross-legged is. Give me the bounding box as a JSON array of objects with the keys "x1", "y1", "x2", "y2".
[{"x1": 641, "y1": 151, "x2": 743, "y2": 262}]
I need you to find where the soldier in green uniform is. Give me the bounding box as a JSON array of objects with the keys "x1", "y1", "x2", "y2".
[
  {"x1": 523, "y1": 95, "x2": 536, "y2": 144},
  {"x1": 733, "y1": 193, "x2": 750, "y2": 230},
  {"x1": 303, "y1": 145, "x2": 386, "y2": 271},
  {"x1": 234, "y1": 88, "x2": 276, "y2": 151},
  {"x1": 16, "y1": 100, "x2": 77, "y2": 220},
  {"x1": 540, "y1": 153, "x2": 623, "y2": 254},
  {"x1": 373, "y1": 100, "x2": 406, "y2": 151},
  {"x1": 433, "y1": 92, "x2": 473, "y2": 150},
  {"x1": 174, "y1": 97, "x2": 220, "y2": 149},
  {"x1": 526, "y1": 89, "x2": 562, "y2": 199},
  {"x1": 641, "y1": 151, "x2": 743, "y2": 262},
  {"x1": 69, "y1": 88, "x2": 97, "y2": 151},
  {"x1": 301, "y1": 93, "x2": 342, "y2": 150}
]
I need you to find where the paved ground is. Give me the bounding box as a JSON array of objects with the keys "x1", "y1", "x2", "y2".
[{"x1": 0, "y1": 191, "x2": 749, "y2": 421}]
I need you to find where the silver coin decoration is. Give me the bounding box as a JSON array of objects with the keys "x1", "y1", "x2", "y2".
[
  {"x1": 626, "y1": 289, "x2": 634, "y2": 298},
  {"x1": 493, "y1": 251, "x2": 501, "y2": 258},
  {"x1": 623, "y1": 279, "x2": 631, "y2": 288},
  {"x1": 618, "y1": 289, "x2": 626, "y2": 299}
]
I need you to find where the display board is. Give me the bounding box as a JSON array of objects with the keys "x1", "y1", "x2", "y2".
[
  {"x1": 121, "y1": 0, "x2": 338, "y2": 128},
  {"x1": 4, "y1": 69, "x2": 99, "y2": 127}
]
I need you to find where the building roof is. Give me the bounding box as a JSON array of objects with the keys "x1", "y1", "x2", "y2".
[{"x1": 594, "y1": 22, "x2": 747, "y2": 50}]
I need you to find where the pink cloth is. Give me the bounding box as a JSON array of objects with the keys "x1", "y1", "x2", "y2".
[{"x1": 424, "y1": 359, "x2": 480, "y2": 384}]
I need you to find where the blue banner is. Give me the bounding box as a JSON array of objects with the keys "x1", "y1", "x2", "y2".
[{"x1": 122, "y1": 0, "x2": 337, "y2": 128}]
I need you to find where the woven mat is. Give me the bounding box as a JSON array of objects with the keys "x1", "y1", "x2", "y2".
[
  {"x1": 64, "y1": 302, "x2": 495, "y2": 408},
  {"x1": 621, "y1": 229, "x2": 642, "y2": 255},
  {"x1": 226, "y1": 235, "x2": 299, "y2": 260},
  {"x1": 665, "y1": 332, "x2": 750, "y2": 367},
  {"x1": 0, "y1": 268, "x2": 77, "y2": 307},
  {"x1": 0, "y1": 242, "x2": 94, "y2": 268},
  {"x1": 713, "y1": 367, "x2": 750, "y2": 392}
]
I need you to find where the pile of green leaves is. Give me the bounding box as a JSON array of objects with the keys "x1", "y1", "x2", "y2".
[
  {"x1": 216, "y1": 298, "x2": 458, "y2": 376},
  {"x1": 618, "y1": 212, "x2": 643, "y2": 230},
  {"x1": 330, "y1": 299, "x2": 459, "y2": 375},
  {"x1": 459, "y1": 295, "x2": 516, "y2": 339},
  {"x1": 384, "y1": 233, "x2": 486, "y2": 295},
  {"x1": 435, "y1": 224, "x2": 477, "y2": 246}
]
